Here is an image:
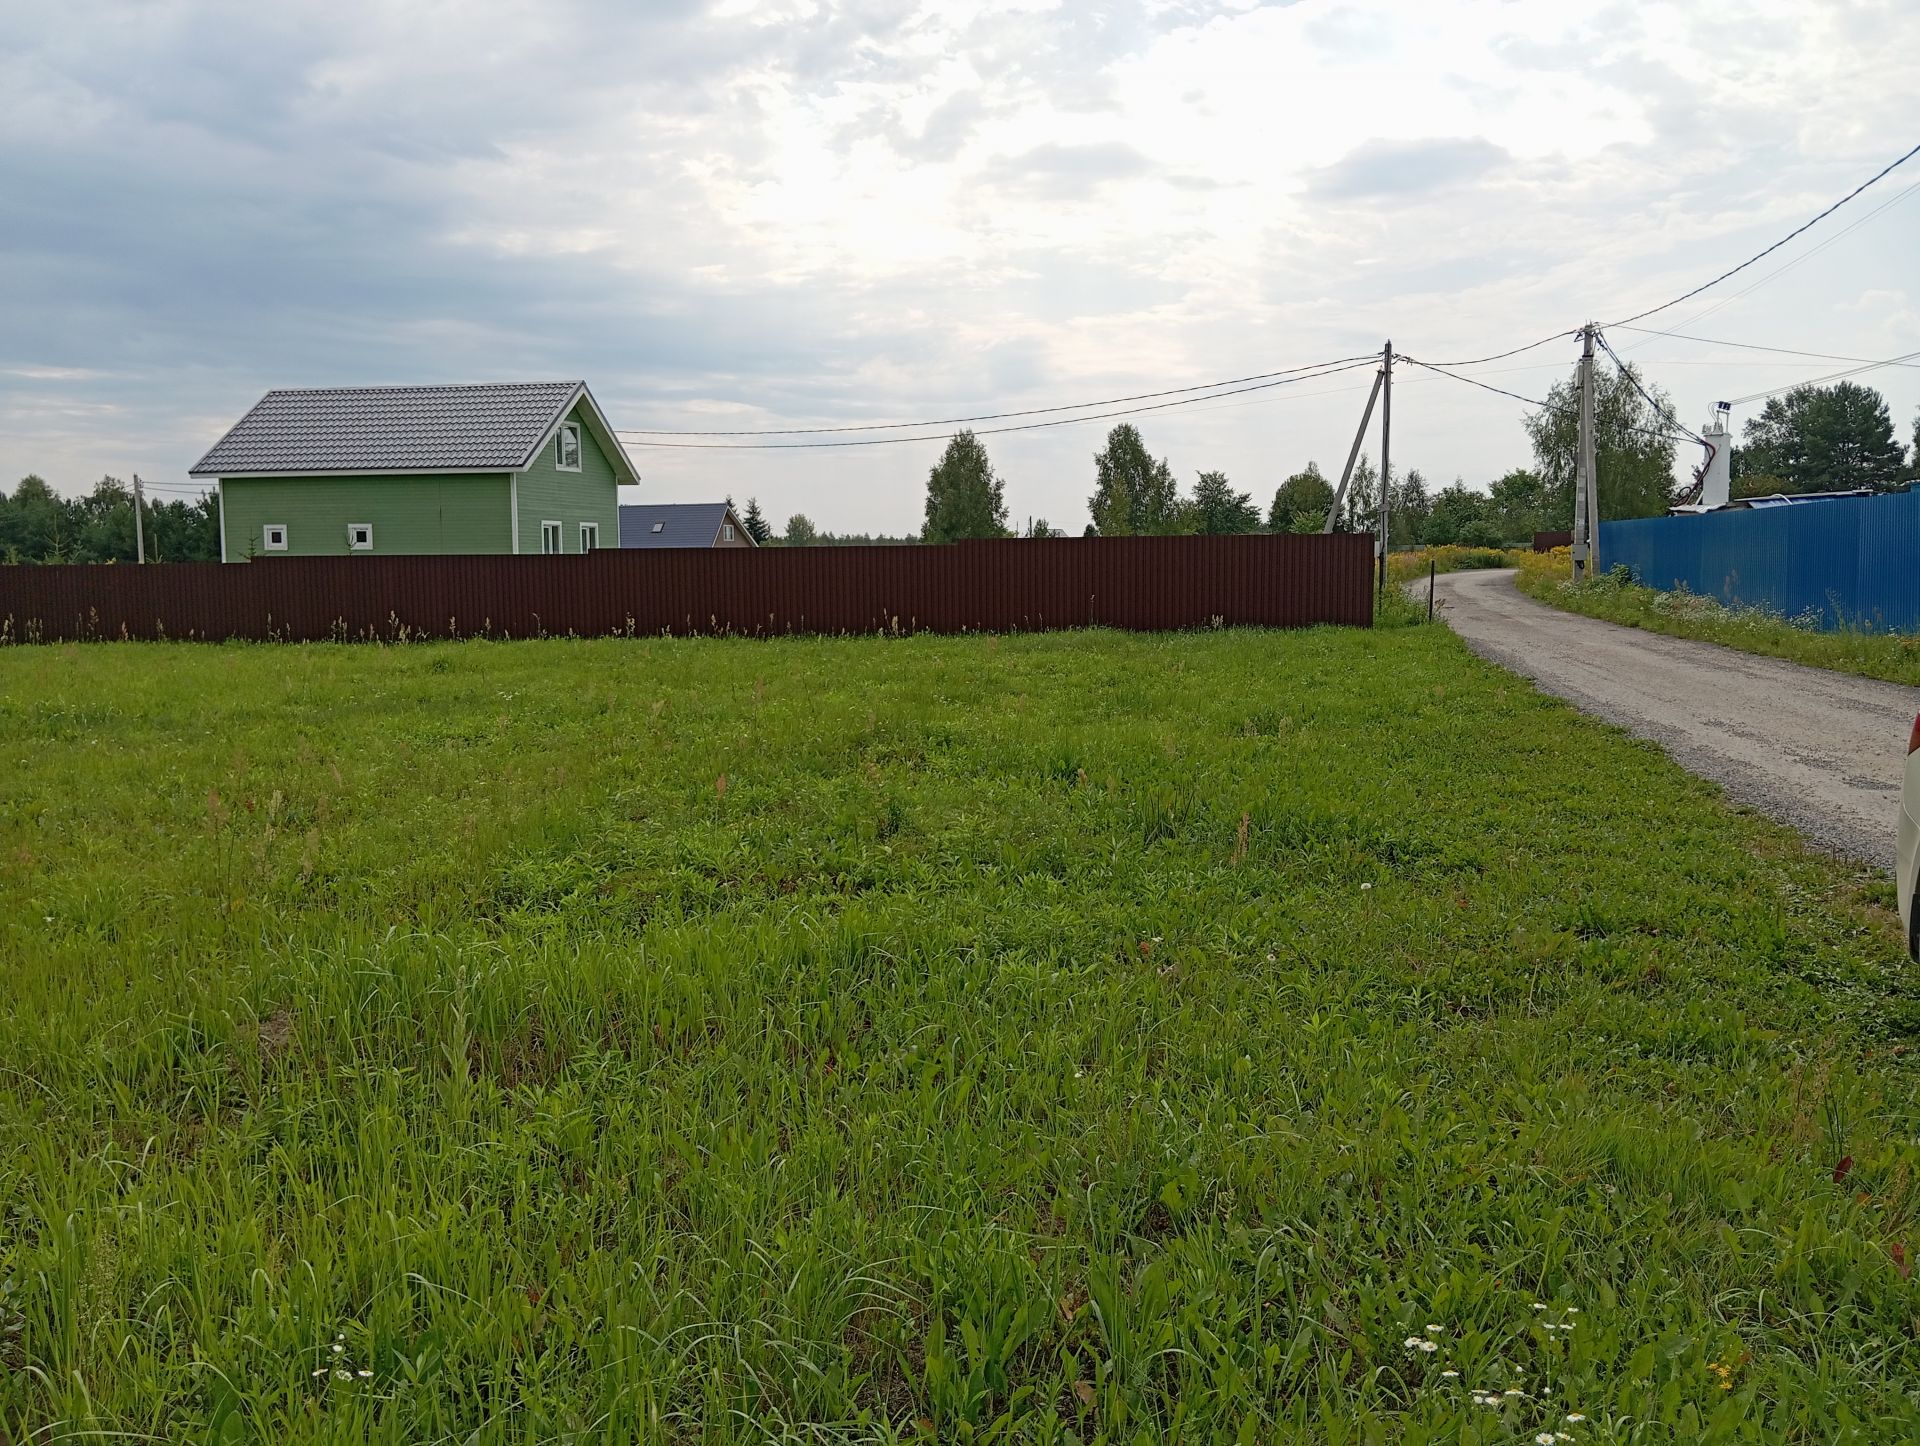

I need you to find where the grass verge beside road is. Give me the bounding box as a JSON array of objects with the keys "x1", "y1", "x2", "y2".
[
  {"x1": 1513, "y1": 551, "x2": 1920, "y2": 688},
  {"x1": 3, "y1": 625, "x2": 1917, "y2": 1442}
]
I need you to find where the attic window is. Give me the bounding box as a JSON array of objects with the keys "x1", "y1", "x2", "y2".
[
  {"x1": 556, "y1": 422, "x2": 581, "y2": 471},
  {"x1": 722, "y1": 523, "x2": 736, "y2": 542},
  {"x1": 651, "y1": 520, "x2": 665, "y2": 534}
]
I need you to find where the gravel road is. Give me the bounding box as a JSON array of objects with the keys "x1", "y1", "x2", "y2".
[{"x1": 1429, "y1": 568, "x2": 1920, "y2": 870}]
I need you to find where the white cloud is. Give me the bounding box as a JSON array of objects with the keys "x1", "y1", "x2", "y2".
[{"x1": 1, "y1": 0, "x2": 1917, "y2": 528}]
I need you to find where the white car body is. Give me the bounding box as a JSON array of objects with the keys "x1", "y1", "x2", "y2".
[{"x1": 1902, "y1": 715, "x2": 1920, "y2": 959}]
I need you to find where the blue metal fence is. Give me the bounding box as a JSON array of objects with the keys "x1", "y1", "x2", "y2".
[{"x1": 1599, "y1": 489, "x2": 1920, "y2": 631}]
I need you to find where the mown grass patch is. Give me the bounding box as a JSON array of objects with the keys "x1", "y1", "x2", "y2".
[
  {"x1": 1514, "y1": 550, "x2": 1920, "y2": 687},
  {"x1": 2, "y1": 624, "x2": 1916, "y2": 1443}
]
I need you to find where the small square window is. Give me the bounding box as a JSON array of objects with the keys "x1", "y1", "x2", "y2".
[
  {"x1": 263, "y1": 524, "x2": 288, "y2": 551},
  {"x1": 541, "y1": 520, "x2": 562, "y2": 554},
  {"x1": 579, "y1": 522, "x2": 598, "y2": 553},
  {"x1": 555, "y1": 423, "x2": 581, "y2": 471},
  {"x1": 347, "y1": 523, "x2": 373, "y2": 551},
  {"x1": 650, "y1": 520, "x2": 665, "y2": 534}
]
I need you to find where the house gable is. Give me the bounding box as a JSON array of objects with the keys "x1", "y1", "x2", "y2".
[{"x1": 513, "y1": 400, "x2": 622, "y2": 554}]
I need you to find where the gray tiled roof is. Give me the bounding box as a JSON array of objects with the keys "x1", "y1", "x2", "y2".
[
  {"x1": 620, "y1": 503, "x2": 743, "y2": 548},
  {"x1": 189, "y1": 381, "x2": 585, "y2": 476}
]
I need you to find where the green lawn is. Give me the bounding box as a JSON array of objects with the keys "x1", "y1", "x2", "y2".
[
  {"x1": 1512, "y1": 561, "x2": 1920, "y2": 689},
  {"x1": 3, "y1": 624, "x2": 1917, "y2": 1443}
]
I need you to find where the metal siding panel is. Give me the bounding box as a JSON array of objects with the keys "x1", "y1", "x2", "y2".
[
  {"x1": 1857, "y1": 490, "x2": 1920, "y2": 631},
  {"x1": 1599, "y1": 494, "x2": 1920, "y2": 632},
  {"x1": 0, "y1": 535, "x2": 1376, "y2": 643}
]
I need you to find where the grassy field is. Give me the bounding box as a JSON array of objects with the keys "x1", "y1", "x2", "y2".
[
  {"x1": 1511, "y1": 552, "x2": 1920, "y2": 688},
  {"x1": 3, "y1": 620, "x2": 1918, "y2": 1443}
]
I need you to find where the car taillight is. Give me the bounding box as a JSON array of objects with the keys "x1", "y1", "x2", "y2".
[{"x1": 1910, "y1": 713, "x2": 1920, "y2": 755}]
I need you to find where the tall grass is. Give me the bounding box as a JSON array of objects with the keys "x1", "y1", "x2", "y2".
[
  {"x1": 1388, "y1": 544, "x2": 1534, "y2": 584},
  {"x1": 2, "y1": 627, "x2": 1916, "y2": 1441},
  {"x1": 1514, "y1": 551, "x2": 1920, "y2": 687}
]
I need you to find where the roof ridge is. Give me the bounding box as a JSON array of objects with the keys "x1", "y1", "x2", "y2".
[{"x1": 258, "y1": 380, "x2": 584, "y2": 397}]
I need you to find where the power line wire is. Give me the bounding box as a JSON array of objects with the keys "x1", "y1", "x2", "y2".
[
  {"x1": 619, "y1": 353, "x2": 1378, "y2": 437},
  {"x1": 1616, "y1": 176, "x2": 1920, "y2": 347},
  {"x1": 1424, "y1": 142, "x2": 1920, "y2": 371},
  {"x1": 1411, "y1": 330, "x2": 1578, "y2": 370},
  {"x1": 1609, "y1": 324, "x2": 1920, "y2": 369},
  {"x1": 1723, "y1": 348, "x2": 1920, "y2": 407},
  {"x1": 1594, "y1": 332, "x2": 1706, "y2": 445},
  {"x1": 1397, "y1": 353, "x2": 1698, "y2": 445},
  {"x1": 1395, "y1": 356, "x2": 1557, "y2": 409},
  {"x1": 618, "y1": 357, "x2": 1381, "y2": 449},
  {"x1": 1606, "y1": 140, "x2": 1920, "y2": 327}
]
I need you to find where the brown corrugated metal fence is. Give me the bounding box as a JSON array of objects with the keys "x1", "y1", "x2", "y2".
[{"x1": 0, "y1": 535, "x2": 1374, "y2": 643}]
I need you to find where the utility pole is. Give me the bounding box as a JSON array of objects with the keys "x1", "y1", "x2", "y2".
[
  {"x1": 1378, "y1": 339, "x2": 1392, "y2": 595},
  {"x1": 1571, "y1": 326, "x2": 1594, "y2": 580},
  {"x1": 1581, "y1": 324, "x2": 1599, "y2": 575},
  {"x1": 132, "y1": 473, "x2": 147, "y2": 564}
]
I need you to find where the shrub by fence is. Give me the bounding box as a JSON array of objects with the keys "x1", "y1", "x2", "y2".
[
  {"x1": 1600, "y1": 490, "x2": 1920, "y2": 632},
  {"x1": 0, "y1": 533, "x2": 1375, "y2": 643}
]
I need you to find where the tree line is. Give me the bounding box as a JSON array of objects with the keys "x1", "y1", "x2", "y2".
[
  {"x1": 765, "y1": 365, "x2": 1914, "y2": 549},
  {"x1": 8, "y1": 371, "x2": 1914, "y2": 561},
  {"x1": 0, "y1": 475, "x2": 220, "y2": 564}
]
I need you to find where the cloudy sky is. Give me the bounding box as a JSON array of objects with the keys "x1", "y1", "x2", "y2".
[{"x1": 4, "y1": 0, "x2": 1917, "y2": 533}]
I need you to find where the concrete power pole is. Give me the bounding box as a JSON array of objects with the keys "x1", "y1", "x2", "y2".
[
  {"x1": 132, "y1": 473, "x2": 147, "y2": 564},
  {"x1": 1579, "y1": 323, "x2": 1599, "y2": 575},
  {"x1": 1323, "y1": 367, "x2": 1385, "y2": 533},
  {"x1": 1378, "y1": 339, "x2": 1392, "y2": 595},
  {"x1": 1571, "y1": 325, "x2": 1596, "y2": 580}
]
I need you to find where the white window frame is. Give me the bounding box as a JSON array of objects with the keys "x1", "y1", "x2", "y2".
[
  {"x1": 541, "y1": 520, "x2": 563, "y2": 554},
  {"x1": 722, "y1": 523, "x2": 735, "y2": 542},
  {"x1": 346, "y1": 522, "x2": 373, "y2": 552},
  {"x1": 579, "y1": 522, "x2": 599, "y2": 553},
  {"x1": 555, "y1": 422, "x2": 581, "y2": 472},
  {"x1": 262, "y1": 523, "x2": 288, "y2": 552}
]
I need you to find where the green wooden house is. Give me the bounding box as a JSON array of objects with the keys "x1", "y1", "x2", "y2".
[{"x1": 189, "y1": 381, "x2": 637, "y2": 561}]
